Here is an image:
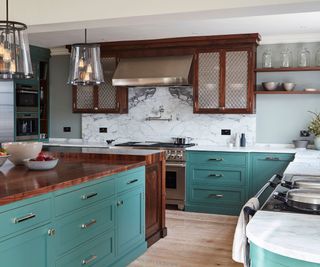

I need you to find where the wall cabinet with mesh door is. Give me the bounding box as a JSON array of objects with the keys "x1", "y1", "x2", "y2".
[
  {"x1": 72, "y1": 57, "x2": 128, "y2": 113},
  {"x1": 193, "y1": 47, "x2": 256, "y2": 114}
]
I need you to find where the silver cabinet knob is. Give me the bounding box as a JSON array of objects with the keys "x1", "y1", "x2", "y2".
[{"x1": 48, "y1": 228, "x2": 56, "y2": 236}]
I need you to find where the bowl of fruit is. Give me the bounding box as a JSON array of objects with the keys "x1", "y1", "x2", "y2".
[
  {"x1": 24, "y1": 152, "x2": 59, "y2": 171},
  {"x1": 0, "y1": 148, "x2": 10, "y2": 167}
]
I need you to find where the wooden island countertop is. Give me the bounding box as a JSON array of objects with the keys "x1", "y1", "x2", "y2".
[{"x1": 0, "y1": 147, "x2": 167, "y2": 247}]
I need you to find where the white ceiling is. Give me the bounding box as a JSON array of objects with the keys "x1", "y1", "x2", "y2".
[{"x1": 15, "y1": 0, "x2": 320, "y2": 48}]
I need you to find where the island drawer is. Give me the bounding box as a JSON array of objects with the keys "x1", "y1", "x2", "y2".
[
  {"x1": 55, "y1": 229, "x2": 115, "y2": 267},
  {"x1": 187, "y1": 151, "x2": 247, "y2": 166},
  {"x1": 54, "y1": 198, "x2": 114, "y2": 256},
  {"x1": 189, "y1": 186, "x2": 245, "y2": 206},
  {"x1": 54, "y1": 178, "x2": 115, "y2": 216},
  {"x1": 190, "y1": 166, "x2": 246, "y2": 187},
  {"x1": 0, "y1": 198, "x2": 51, "y2": 239},
  {"x1": 116, "y1": 167, "x2": 145, "y2": 193}
]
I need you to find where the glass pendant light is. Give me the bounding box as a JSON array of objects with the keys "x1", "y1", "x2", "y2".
[
  {"x1": 0, "y1": 0, "x2": 33, "y2": 79},
  {"x1": 67, "y1": 29, "x2": 104, "y2": 85}
]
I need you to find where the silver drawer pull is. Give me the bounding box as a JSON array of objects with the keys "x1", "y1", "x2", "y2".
[
  {"x1": 208, "y1": 174, "x2": 223, "y2": 178},
  {"x1": 81, "y1": 192, "x2": 98, "y2": 200},
  {"x1": 264, "y1": 157, "x2": 280, "y2": 161},
  {"x1": 117, "y1": 200, "x2": 124, "y2": 206},
  {"x1": 13, "y1": 213, "x2": 36, "y2": 224},
  {"x1": 208, "y1": 194, "x2": 224, "y2": 199},
  {"x1": 81, "y1": 219, "x2": 97, "y2": 229},
  {"x1": 208, "y1": 158, "x2": 223, "y2": 162},
  {"x1": 127, "y1": 179, "x2": 138, "y2": 185},
  {"x1": 82, "y1": 255, "x2": 97, "y2": 265}
]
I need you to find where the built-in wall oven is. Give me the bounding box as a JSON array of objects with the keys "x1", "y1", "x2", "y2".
[
  {"x1": 16, "y1": 113, "x2": 39, "y2": 141},
  {"x1": 16, "y1": 84, "x2": 38, "y2": 113}
]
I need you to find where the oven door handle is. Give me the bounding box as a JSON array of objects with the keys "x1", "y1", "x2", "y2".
[
  {"x1": 166, "y1": 163, "x2": 186, "y2": 168},
  {"x1": 17, "y1": 90, "x2": 38, "y2": 95}
]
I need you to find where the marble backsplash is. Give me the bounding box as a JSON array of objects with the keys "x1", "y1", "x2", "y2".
[{"x1": 82, "y1": 87, "x2": 256, "y2": 146}]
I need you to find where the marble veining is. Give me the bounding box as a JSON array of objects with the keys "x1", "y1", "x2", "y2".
[
  {"x1": 247, "y1": 210, "x2": 320, "y2": 263},
  {"x1": 82, "y1": 87, "x2": 256, "y2": 145}
]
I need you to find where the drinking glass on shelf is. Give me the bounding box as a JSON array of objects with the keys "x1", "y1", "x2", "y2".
[
  {"x1": 316, "y1": 49, "x2": 320, "y2": 66},
  {"x1": 262, "y1": 49, "x2": 272, "y2": 68},
  {"x1": 298, "y1": 47, "x2": 310, "y2": 67},
  {"x1": 280, "y1": 48, "x2": 292, "y2": 68}
]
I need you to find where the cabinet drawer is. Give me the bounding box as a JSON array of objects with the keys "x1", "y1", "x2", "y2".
[
  {"x1": 116, "y1": 168, "x2": 145, "y2": 193},
  {"x1": 54, "y1": 178, "x2": 115, "y2": 216},
  {"x1": 0, "y1": 198, "x2": 51, "y2": 239},
  {"x1": 252, "y1": 153, "x2": 294, "y2": 162},
  {"x1": 55, "y1": 199, "x2": 114, "y2": 256},
  {"x1": 191, "y1": 167, "x2": 246, "y2": 186},
  {"x1": 56, "y1": 229, "x2": 115, "y2": 267},
  {"x1": 188, "y1": 152, "x2": 247, "y2": 166},
  {"x1": 190, "y1": 187, "x2": 245, "y2": 206}
]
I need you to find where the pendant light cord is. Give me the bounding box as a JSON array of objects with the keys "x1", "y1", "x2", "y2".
[
  {"x1": 6, "y1": 0, "x2": 8, "y2": 22},
  {"x1": 85, "y1": 29, "x2": 87, "y2": 44}
]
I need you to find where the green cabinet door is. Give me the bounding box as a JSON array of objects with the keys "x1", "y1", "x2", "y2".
[
  {"x1": 117, "y1": 186, "x2": 145, "y2": 257},
  {"x1": 250, "y1": 153, "x2": 294, "y2": 202},
  {"x1": 0, "y1": 224, "x2": 54, "y2": 267}
]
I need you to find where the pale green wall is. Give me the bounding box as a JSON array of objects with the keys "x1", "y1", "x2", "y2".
[
  {"x1": 256, "y1": 43, "x2": 320, "y2": 143},
  {"x1": 49, "y1": 55, "x2": 81, "y2": 138}
]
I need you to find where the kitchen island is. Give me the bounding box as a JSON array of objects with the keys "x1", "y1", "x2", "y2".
[
  {"x1": 0, "y1": 147, "x2": 166, "y2": 267},
  {"x1": 246, "y1": 150, "x2": 320, "y2": 267}
]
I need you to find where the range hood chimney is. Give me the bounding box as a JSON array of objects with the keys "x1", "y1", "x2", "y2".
[{"x1": 112, "y1": 55, "x2": 193, "y2": 87}]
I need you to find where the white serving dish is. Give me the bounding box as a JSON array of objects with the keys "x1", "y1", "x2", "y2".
[
  {"x1": 2, "y1": 142, "x2": 43, "y2": 165},
  {"x1": 24, "y1": 158, "x2": 59, "y2": 171},
  {"x1": 0, "y1": 155, "x2": 10, "y2": 167},
  {"x1": 262, "y1": 82, "x2": 279, "y2": 91}
]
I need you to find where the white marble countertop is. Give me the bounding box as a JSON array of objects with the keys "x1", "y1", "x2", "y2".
[
  {"x1": 247, "y1": 149, "x2": 320, "y2": 263},
  {"x1": 247, "y1": 211, "x2": 320, "y2": 263},
  {"x1": 43, "y1": 138, "x2": 111, "y2": 148},
  {"x1": 186, "y1": 144, "x2": 302, "y2": 154}
]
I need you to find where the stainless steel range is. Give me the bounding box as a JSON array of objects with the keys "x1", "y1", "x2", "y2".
[{"x1": 115, "y1": 141, "x2": 196, "y2": 210}]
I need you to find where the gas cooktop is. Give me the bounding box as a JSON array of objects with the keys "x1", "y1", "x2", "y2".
[{"x1": 115, "y1": 142, "x2": 196, "y2": 148}]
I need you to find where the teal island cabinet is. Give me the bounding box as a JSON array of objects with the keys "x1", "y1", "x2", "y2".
[
  {"x1": 0, "y1": 166, "x2": 146, "y2": 267},
  {"x1": 186, "y1": 150, "x2": 294, "y2": 215}
]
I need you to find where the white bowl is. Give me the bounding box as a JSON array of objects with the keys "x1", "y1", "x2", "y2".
[
  {"x1": 24, "y1": 158, "x2": 59, "y2": 171},
  {"x1": 0, "y1": 155, "x2": 10, "y2": 167},
  {"x1": 282, "y1": 82, "x2": 296, "y2": 91},
  {"x1": 2, "y1": 142, "x2": 43, "y2": 165},
  {"x1": 262, "y1": 82, "x2": 279, "y2": 91}
]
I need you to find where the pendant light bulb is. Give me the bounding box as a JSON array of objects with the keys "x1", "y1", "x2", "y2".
[
  {"x1": 3, "y1": 48, "x2": 11, "y2": 63},
  {"x1": 84, "y1": 72, "x2": 90, "y2": 82},
  {"x1": 78, "y1": 57, "x2": 85, "y2": 68},
  {"x1": 86, "y1": 63, "x2": 93, "y2": 73},
  {"x1": 0, "y1": 42, "x2": 4, "y2": 56}
]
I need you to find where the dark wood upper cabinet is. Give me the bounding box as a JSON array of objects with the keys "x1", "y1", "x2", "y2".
[
  {"x1": 72, "y1": 57, "x2": 128, "y2": 114},
  {"x1": 194, "y1": 46, "x2": 255, "y2": 114}
]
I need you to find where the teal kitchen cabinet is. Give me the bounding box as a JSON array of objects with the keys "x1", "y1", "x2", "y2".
[
  {"x1": 250, "y1": 153, "x2": 294, "y2": 203},
  {"x1": 250, "y1": 243, "x2": 320, "y2": 267},
  {"x1": 186, "y1": 151, "x2": 249, "y2": 215},
  {"x1": 0, "y1": 166, "x2": 146, "y2": 267}
]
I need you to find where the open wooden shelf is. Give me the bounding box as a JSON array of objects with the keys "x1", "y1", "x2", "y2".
[
  {"x1": 255, "y1": 90, "x2": 320, "y2": 94},
  {"x1": 255, "y1": 66, "x2": 320, "y2": 72}
]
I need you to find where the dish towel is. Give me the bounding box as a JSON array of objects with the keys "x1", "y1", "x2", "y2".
[{"x1": 232, "y1": 197, "x2": 260, "y2": 267}]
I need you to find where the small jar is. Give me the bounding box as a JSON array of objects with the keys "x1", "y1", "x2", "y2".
[
  {"x1": 280, "y1": 48, "x2": 292, "y2": 68},
  {"x1": 262, "y1": 49, "x2": 272, "y2": 68},
  {"x1": 316, "y1": 49, "x2": 320, "y2": 66},
  {"x1": 298, "y1": 47, "x2": 310, "y2": 67}
]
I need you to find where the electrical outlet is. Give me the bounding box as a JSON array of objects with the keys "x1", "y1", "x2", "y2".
[
  {"x1": 300, "y1": 130, "x2": 310, "y2": 137},
  {"x1": 99, "y1": 127, "x2": 108, "y2": 133},
  {"x1": 63, "y1": 127, "x2": 71, "y2": 132},
  {"x1": 221, "y1": 129, "x2": 231, "y2": 135}
]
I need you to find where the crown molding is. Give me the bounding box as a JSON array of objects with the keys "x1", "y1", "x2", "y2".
[
  {"x1": 50, "y1": 47, "x2": 70, "y2": 56},
  {"x1": 261, "y1": 33, "x2": 320, "y2": 45}
]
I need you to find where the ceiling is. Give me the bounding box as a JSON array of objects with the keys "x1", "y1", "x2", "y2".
[{"x1": 6, "y1": 0, "x2": 318, "y2": 48}]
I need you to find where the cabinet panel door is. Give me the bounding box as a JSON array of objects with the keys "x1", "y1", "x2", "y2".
[
  {"x1": 0, "y1": 224, "x2": 53, "y2": 267},
  {"x1": 73, "y1": 85, "x2": 95, "y2": 111},
  {"x1": 225, "y1": 50, "x2": 249, "y2": 110},
  {"x1": 196, "y1": 51, "x2": 221, "y2": 110},
  {"x1": 250, "y1": 153, "x2": 293, "y2": 203},
  {"x1": 117, "y1": 187, "x2": 145, "y2": 256}
]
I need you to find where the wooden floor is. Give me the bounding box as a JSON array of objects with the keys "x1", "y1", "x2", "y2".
[{"x1": 130, "y1": 210, "x2": 242, "y2": 267}]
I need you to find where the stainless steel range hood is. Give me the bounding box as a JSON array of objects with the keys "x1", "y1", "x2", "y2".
[{"x1": 112, "y1": 55, "x2": 193, "y2": 87}]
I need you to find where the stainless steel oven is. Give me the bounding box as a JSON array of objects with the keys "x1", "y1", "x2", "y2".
[
  {"x1": 16, "y1": 113, "x2": 39, "y2": 141},
  {"x1": 166, "y1": 162, "x2": 186, "y2": 210},
  {"x1": 16, "y1": 84, "x2": 38, "y2": 113}
]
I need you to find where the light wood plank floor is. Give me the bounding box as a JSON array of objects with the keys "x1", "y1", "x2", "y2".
[{"x1": 130, "y1": 210, "x2": 242, "y2": 267}]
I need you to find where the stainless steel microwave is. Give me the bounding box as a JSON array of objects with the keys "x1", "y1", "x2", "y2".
[{"x1": 16, "y1": 84, "x2": 38, "y2": 113}]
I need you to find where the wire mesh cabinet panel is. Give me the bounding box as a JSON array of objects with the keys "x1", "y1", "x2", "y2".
[
  {"x1": 196, "y1": 51, "x2": 221, "y2": 110},
  {"x1": 73, "y1": 57, "x2": 128, "y2": 113},
  {"x1": 194, "y1": 48, "x2": 254, "y2": 114}
]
